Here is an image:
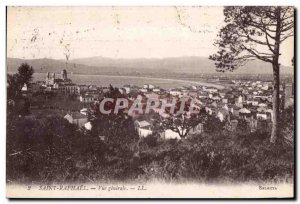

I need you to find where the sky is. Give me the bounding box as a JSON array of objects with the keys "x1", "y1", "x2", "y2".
[{"x1": 7, "y1": 6, "x2": 294, "y2": 66}]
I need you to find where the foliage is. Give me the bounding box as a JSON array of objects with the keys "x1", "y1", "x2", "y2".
[
  {"x1": 209, "y1": 6, "x2": 294, "y2": 71},
  {"x1": 204, "y1": 113, "x2": 225, "y2": 133},
  {"x1": 87, "y1": 85, "x2": 139, "y2": 148},
  {"x1": 7, "y1": 63, "x2": 34, "y2": 116},
  {"x1": 279, "y1": 106, "x2": 294, "y2": 146},
  {"x1": 157, "y1": 102, "x2": 207, "y2": 138},
  {"x1": 7, "y1": 63, "x2": 34, "y2": 100},
  {"x1": 236, "y1": 118, "x2": 249, "y2": 133},
  {"x1": 17, "y1": 63, "x2": 34, "y2": 88},
  {"x1": 7, "y1": 111, "x2": 294, "y2": 184}
]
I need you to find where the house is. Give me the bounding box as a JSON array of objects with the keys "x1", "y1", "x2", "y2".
[
  {"x1": 170, "y1": 91, "x2": 181, "y2": 96},
  {"x1": 226, "y1": 119, "x2": 238, "y2": 131},
  {"x1": 64, "y1": 113, "x2": 88, "y2": 128},
  {"x1": 205, "y1": 87, "x2": 218, "y2": 93},
  {"x1": 148, "y1": 84, "x2": 155, "y2": 89},
  {"x1": 205, "y1": 107, "x2": 213, "y2": 115},
  {"x1": 143, "y1": 84, "x2": 154, "y2": 89},
  {"x1": 223, "y1": 104, "x2": 229, "y2": 111},
  {"x1": 135, "y1": 119, "x2": 151, "y2": 128},
  {"x1": 212, "y1": 95, "x2": 221, "y2": 101},
  {"x1": 239, "y1": 108, "x2": 251, "y2": 119},
  {"x1": 101, "y1": 87, "x2": 110, "y2": 93},
  {"x1": 135, "y1": 120, "x2": 151, "y2": 128},
  {"x1": 219, "y1": 92, "x2": 226, "y2": 98},
  {"x1": 118, "y1": 88, "x2": 125, "y2": 94},
  {"x1": 161, "y1": 129, "x2": 181, "y2": 140},
  {"x1": 193, "y1": 98, "x2": 203, "y2": 105},
  {"x1": 189, "y1": 103, "x2": 201, "y2": 112},
  {"x1": 159, "y1": 112, "x2": 169, "y2": 118},
  {"x1": 64, "y1": 114, "x2": 73, "y2": 123},
  {"x1": 123, "y1": 87, "x2": 131, "y2": 94},
  {"x1": 134, "y1": 120, "x2": 152, "y2": 138},
  {"x1": 261, "y1": 85, "x2": 269, "y2": 91},
  {"x1": 258, "y1": 103, "x2": 268, "y2": 107},
  {"x1": 139, "y1": 88, "x2": 148, "y2": 93},
  {"x1": 80, "y1": 95, "x2": 94, "y2": 103},
  {"x1": 222, "y1": 98, "x2": 228, "y2": 104},
  {"x1": 84, "y1": 122, "x2": 92, "y2": 130},
  {"x1": 242, "y1": 90, "x2": 249, "y2": 95},
  {"x1": 238, "y1": 95, "x2": 243, "y2": 103},
  {"x1": 246, "y1": 99, "x2": 259, "y2": 106},
  {"x1": 257, "y1": 112, "x2": 268, "y2": 120},
  {"x1": 65, "y1": 84, "x2": 78, "y2": 94},
  {"x1": 231, "y1": 105, "x2": 240, "y2": 116},
  {"x1": 138, "y1": 128, "x2": 153, "y2": 138},
  {"x1": 189, "y1": 123, "x2": 204, "y2": 135},
  {"x1": 72, "y1": 113, "x2": 88, "y2": 127},
  {"x1": 239, "y1": 108, "x2": 251, "y2": 114},
  {"x1": 77, "y1": 85, "x2": 89, "y2": 94},
  {"x1": 235, "y1": 101, "x2": 243, "y2": 108},
  {"x1": 191, "y1": 85, "x2": 197, "y2": 90},
  {"x1": 99, "y1": 136, "x2": 105, "y2": 141},
  {"x1": 257, "y1": 107, "x2": 267, "y2": 113},
  {"x1": 217, "y1": 109, "x2": 229, "y2": 122},
  {"x1": 21, "y1": 83, "x2": 28, "y2": 91},
  {"x1": 88, "y1": 85, "x2": 97, "y2": 91}
]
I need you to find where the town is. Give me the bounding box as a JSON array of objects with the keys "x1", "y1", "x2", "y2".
[{"x1": 13, "y1": 68, "x2": 294, "y2": 141}]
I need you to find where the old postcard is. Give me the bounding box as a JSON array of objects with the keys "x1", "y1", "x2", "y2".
[{"x1": 6, "y1": 6, "x2": 294, "y2": 198}]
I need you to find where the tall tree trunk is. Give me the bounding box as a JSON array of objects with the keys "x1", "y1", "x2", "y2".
[
  {"x1": 281, "y1": 84, "x2": 286, "y2": 111},
  {"x1": 270, "y1": 6, "x2": 282, "y2": 144},
  {"x1": 270, "y1": 64, "x2": 280, "y2": 143}
]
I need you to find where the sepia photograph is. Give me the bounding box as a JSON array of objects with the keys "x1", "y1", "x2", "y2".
[{"x1": 5, "y1": 5, "x2": 294, "y2": 198}]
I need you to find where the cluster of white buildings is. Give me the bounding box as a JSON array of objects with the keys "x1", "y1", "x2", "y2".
[{"x1": 124, "y1": 80, "x2": 293, "y2": 137}]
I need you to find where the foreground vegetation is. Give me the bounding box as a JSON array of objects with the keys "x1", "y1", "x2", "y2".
[{"x1": 7, "y1": 107, "x2": 294, "y2": 185}]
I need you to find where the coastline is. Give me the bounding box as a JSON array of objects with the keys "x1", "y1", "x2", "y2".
[{"x1": 31, "y1": 72, "x2": 225, "y2": 89}]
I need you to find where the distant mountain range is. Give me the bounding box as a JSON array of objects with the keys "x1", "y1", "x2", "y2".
[{"x1": 7, "y1": 56, "x2": 294, "y2": 75}]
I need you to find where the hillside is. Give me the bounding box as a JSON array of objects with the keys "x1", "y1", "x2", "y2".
[{"x1": 7, "y1": 56, "x2": 294, "y2": 75}]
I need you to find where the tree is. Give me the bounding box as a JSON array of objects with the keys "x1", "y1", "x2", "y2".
[
  {"x1": 209, "y1": 6, "x2": 294, "y2": 144},
  {"x1": 236, "y1": 118, "x2": 249, "y2": 133},
  {"x1": 7, "y1": 74, "x2": 20, "y2": 99},
  {"x1": 158, "y1": 103, "x2": 207, "y2": 139},
  {"x1": 160, "y1": 112, "x2": 206, "y2": 138},
  {"x1": 7, "y1": 63, "x2": 34, "y2": 99},
  {"x1": 87, "y1": 85, "x2": 139, "y2": 147},
  {"x1": 204, "y1": 113, "x2": 226, "y2": 133},
  {"x1": 17, "y1": 63, "x2": 34, "y2": 88}
]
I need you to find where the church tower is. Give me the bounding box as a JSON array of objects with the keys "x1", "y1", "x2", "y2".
[{"x1": 62, "y1": 69, "x2": 67, "y2": 80}]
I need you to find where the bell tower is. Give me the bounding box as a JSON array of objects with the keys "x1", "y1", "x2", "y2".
[{"x1": 62, "y1": 69, "x2": 67, "y2": 80}]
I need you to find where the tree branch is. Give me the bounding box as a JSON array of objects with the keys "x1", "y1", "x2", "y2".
[{"x1": 241, "y1": 44, "x2": 273, "y2": 63}]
